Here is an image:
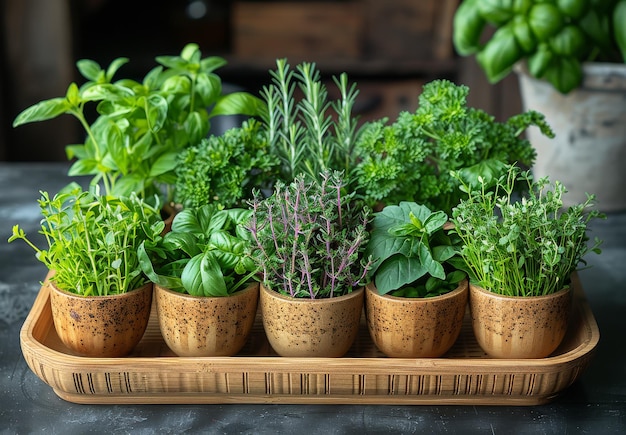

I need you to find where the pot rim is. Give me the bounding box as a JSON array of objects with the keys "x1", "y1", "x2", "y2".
[
  {"x1": 365, "y1": 278, "x2": 468, "y2": 303},
  {"x1": 469, "y1": 283, "x2": 571, "y2": 301},
  {"x1": 49, "y1": 280, "x2": 152, "y2": 300},
  {"x1": 155, "y1": 281, "x2": 259, "y2": 300},
  {"x1": 260, "y1": 283, "x2": 364, "y2": 304}
]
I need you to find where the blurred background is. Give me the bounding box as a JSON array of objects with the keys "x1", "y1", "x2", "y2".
[{"x1": 0, "y1": 0, "x2": 520, "y2": 162}]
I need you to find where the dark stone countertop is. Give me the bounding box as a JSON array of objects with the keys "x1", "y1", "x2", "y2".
[{"x1": 1, "y1": 162, "x2": 625, "y2": 434}]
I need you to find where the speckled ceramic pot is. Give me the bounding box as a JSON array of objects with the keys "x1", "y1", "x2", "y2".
[
  {"x1": 155, "y1": 283, "x2": 259, "y2": 357},
  {"x1": 469, "y1": 284, "x2": 572, "y2": 359},
  {"x1": 49, "y1": 281, "x2": 153, "y2": 358},
  {"x1": 260, "y1": 284, "x2": 364, "y2": 357},
  {"x1": 365, "y1": 279, "x2": 468, "y2": 358}
]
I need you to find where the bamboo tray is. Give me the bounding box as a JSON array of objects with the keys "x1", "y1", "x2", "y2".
[{"x1": 20, "y1": 272, "x2": 599, "y2": 405}]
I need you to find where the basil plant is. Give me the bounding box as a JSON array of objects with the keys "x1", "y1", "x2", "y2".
[{"x1": 453, "y1": 0, "x2": 626, "y2": 93}]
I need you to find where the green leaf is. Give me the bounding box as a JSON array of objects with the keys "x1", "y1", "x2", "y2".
[
  {"x1": 614, "y1": 0, "x2": 626, "y2": 61},
  {"x1": 211, "y1": 92, "x2": 265, "y2": 117},
  {"x1": 374, "y1": 255, "x2": 428, "y2": 295},
  {"x1": 557, "y1": 0, "x2": 589, "y2": 19},
  {"x1": 200, "y1": 56, "x2": 228, "y2": 73},
  {"x1": 76, "y1": 59, "x2": 103, "y2": 81},
  {"x1": 528, "y1": 3, "x2": 564, "y2": 42},
  {"x1": 456, "y1": 159, "x2": 508, "y2": 190},
  {"x1": 182, "y1": 252, "x2": 228, "y2": 297},
  {"x1": 145, "y1": 94, "x2": 168, "y2": 132},
  {"x1": 196, "y1": 72, "x2": 222, "y2": 106},
  {"x1": 528, "y1": 43, "x2": 555, "y2": 77},
  {"x1": 478, "y1": 0, "x2": 514, "y2": 25},
  {"x1": 578, "y1": 8, "x2": 612, "y2": 51},
  {"x1": 549, "y1": 25, "x2": 587, "y2": 57},
  {"x1": 13, "y1": 98, "x2": 71, "y2": 127},
  {"x1": 512, "y1": 15, "x2": 537, "y2": 53},
  {"x1": 105, "y1": 57, "x2": 130, "y2": 82},
  {"x1": 68, "y1": 158, "x2": 99, "y2": 176},
  {"x1": 149, "y1": 151, "x2": 178, "y2": 177},
  {"x1": 476, "y1": 24, "x2": 524, "y2": 83},
  {"x1": 81, "y1": 83, "x2": 134, "y2": 102},
  {"x1": 184, "y1": 111, "x2": 207, "y2": 146},
  {"x1": 418, "y1": 243, "x2": 446, "y2": 279},
  {"x1": 453, "y1": 0, "x2": 486, "y2": 55},
  {"x1": 543, "y1": 56, "x2": 583, "y2": 94}
]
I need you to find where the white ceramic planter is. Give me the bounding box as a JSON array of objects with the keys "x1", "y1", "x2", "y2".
[{"x1": 516, "y1": 62, "x2": 626, "y2": 212}]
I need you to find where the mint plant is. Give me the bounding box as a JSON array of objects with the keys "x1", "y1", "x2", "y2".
[
  {"x1": 451, "y1": 164, "x2": 605, "y2": 296},
  {"x1": 12, "y1": 43, "x2": 264, "y2": 205},
  {"x1": 260, "y1": 59, "x2": 361, "y2": 182},
  {"x1": 138, "y1": 205, "x2": 257, "y2": 297},
  {"x1": 174, "y1": 119, "x2": 279, "y2": 210},
  {"x1": 246, "y1": 171, "x2": 372, "y2": 299},
  {"x1": 350, "y1": 79, "x2": 554, "y2": 214},
  {"x1": 8, "y1": 184, "x2": 165, "y2": 296},
  {"x1": 365, "y1": 202, "x2": 465, "y2": 297}
]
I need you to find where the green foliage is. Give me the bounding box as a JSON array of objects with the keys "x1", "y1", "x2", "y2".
[
  {"x1": 138, "y1": 205, "x2": 257, "y2": 297},
  {"x1": 365, "y1": 202, "x2": 465, "y2": 297},
  {"x1": 12, "y1": 43, "x2": 264, "y2": 204},
  {"x1": 350, "y1": 79, "x2": 553, "y2": 215},
  {"x1": 451, "y1": 164, "x2": 606, "y2": 296},
  {"x1": 8, "y1": 184, "x2": 164, "y2": 296},
  {"x1": 246, "y1": 171, "x2": 372, "y2": 299},
  {"x1": 260, "y1": 59, "x2": 361, "y2": 182},
  {"x1": 453, "y1": 0, "x2": 626, "y2": 93},
  {"x1": 174, "y1": 119, "x2": 279, "y2": 209}
]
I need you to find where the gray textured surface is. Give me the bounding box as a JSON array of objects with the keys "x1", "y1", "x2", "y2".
[{"x1": 1, "y1": 163, "x2": 625, "y2": 434}]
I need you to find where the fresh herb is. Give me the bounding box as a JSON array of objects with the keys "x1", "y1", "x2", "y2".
[
  {"x1": 246, "y1": 170, "x2": 372, "y2": 299},
  {"x1": 350, "y1": 79, "x2": 553, "y2": 215},
  {"x1": 12, "y1": 43, "x2": 264, "y2": 204},
  {"x1": 8, "y1": 184, "x2": 164, "y2": 296},
  {"x1": 365, "y1": 202, "x2": 465, "y2": 297},
  {"x1": 260, "y1": 59, "x2": 361, "y2": 182},
  {"x1": 174, "y1": 119, "x2": 279, "y2": 210},
  {"x1": 453, "y1": 0, "x2": 626, "y2": 93},
  {"x1": 138, "y1": 205, "x2": 257, "y2": 297},
  {"x1": 451, "y1": 164, "x2": 605, "y2": 296}
]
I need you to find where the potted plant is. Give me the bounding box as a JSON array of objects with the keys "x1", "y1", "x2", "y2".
[
  {"x1": 8, "y1": 184, "x2": 165, "y2": 357},
  {"x1": 138, "y1": 204, "x2": 259, "y2": 357},
  {"x1": 173, "y1": 118, "x2": 279, "y2": 210},
  {"x1": 245, "y1": 170, "x2": 372, "y2": 357},
  {"x1": 363, "y1": 202, "x2": 468, "y2": 358},
  {"x1": 453, "y1": 0, "x2": 626, "y2": 211},
  {"x1": 12, "y1": 43, "x2": 264, "y2": 208},
  {"x1": 350, "y1": 79, "x2": 554, "y2": 215},
  {"x1": 450, "y1": 164, "x2": 605, "y2": 358}
]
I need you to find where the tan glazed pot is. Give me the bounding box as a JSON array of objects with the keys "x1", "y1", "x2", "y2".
[
  {"x1": 365, "y1": 279, "x2": 468, "y2": 358},
  {"x1": 155, "y1": 283, "x2": 259, "y2": 357},
  {"x1": 469, "y1": 284, "x2": 572, "y2": 359},
  {"x1": 49, "y1": 281, "x2": 153, "y2": 357},
  {"x1": 259, "y1": 284, "x2": 364, "y2": 357}
]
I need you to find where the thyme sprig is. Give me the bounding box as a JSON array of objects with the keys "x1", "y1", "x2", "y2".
[
  {"x1": 451, "y1": 165, "x2": 605, "y2": 296},
  {"x1": 246, "y1": 171, "x2": 372, "y2": 298}
]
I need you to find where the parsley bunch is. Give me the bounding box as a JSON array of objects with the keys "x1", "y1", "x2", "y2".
[
  {"x1": 174, "y1": 119, "x2": 279, "y2": 210},
  {"x1": 351, "y1": 79, "x2": 554, "y2": 214}
]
